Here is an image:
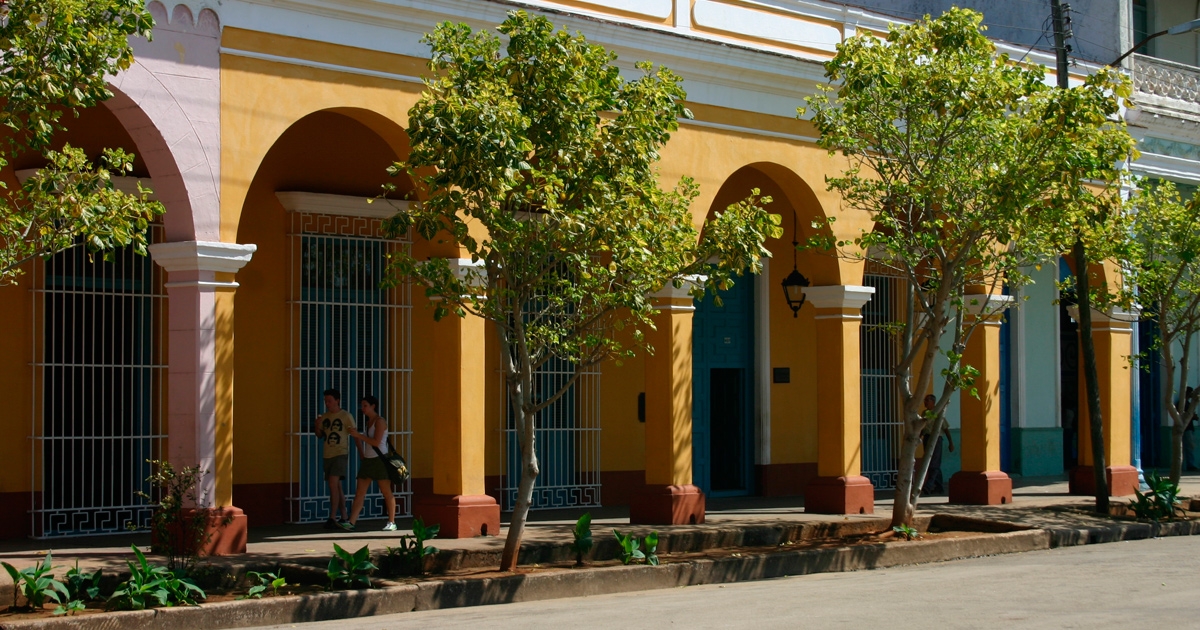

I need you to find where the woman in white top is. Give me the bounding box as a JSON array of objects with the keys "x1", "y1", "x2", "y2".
[{"x1": 341, "y1": 394, "x2": 397, "y2": 531}]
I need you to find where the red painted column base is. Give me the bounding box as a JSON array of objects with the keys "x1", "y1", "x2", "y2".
[
  {"x1": 154, "y1": 507, "x2": 248, "y2": 556},
  {"x1": 1069, "y1": 465, "x2": 1139, "y2": 497},
  {"x1": 412, "y1": 494, "x2": 500, "y2": 538},
  {"x1": 629, "y1": 484, "x2": 705, "y2": 525},
  {"x1": 948, "y1": 470, "x2": 1013, "y2": 505},
  {"x1": 804, "y1": 476, "x2": 874, "y2": 515}
]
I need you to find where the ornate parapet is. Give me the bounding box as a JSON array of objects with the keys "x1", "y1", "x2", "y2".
[{"x1": 1132, "y1": 53, "x2": 1200, "y2": 104}]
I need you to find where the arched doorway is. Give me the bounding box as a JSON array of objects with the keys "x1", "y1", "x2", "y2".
[
  {"x1": 14, "y1": 103, "x2": 169, "y2": 538},
  {"x1": 234, "y1": 109, "x2": 416, "y2": 525}
]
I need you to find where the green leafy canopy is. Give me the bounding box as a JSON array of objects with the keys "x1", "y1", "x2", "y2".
[
  {"x1": 0, "y1": 0, "x2": 163, "y2": 284},
  {"x1": 385, "y1": 10, "x2": 781, "y2": 369},
  {"x1": 385, "y1": 11, "x2": 780, "y2": 571},
  {"x1": 802, "y1": 8, "x2": 1135, "y2": 526}
]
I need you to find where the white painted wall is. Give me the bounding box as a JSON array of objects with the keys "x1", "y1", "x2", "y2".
[{"x1": 1021, "y1": 265, "x2": 1062, "y2": 429}]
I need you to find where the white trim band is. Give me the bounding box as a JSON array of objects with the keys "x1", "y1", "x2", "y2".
[
  {"x1": 220, "y1": 47, "x2": 425, "y2": 85},
  {"x1": 277, "y1": 191, "x2": 409, "y2": 219},
  {"x1": 164, "y1": 280, "x2": 241, "y2": 289}
]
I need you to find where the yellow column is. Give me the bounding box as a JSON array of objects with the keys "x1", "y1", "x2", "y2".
[
  {"x1": 949, "y1": 294, "x2": 1013, "y2": 505},
  {"x1": 631, "y1": 280, "x2": 705, "y2": 524},
  {"x1": 802, "y1": 285, "x2": 876, "y2": 515},
  {"x1": 414, "y1": 258, "x2": 501, "y2": 537},
  {"x1": 1071, "y1": 307, "x2": 1138, "y2": 496},
  {"x1": 431, "y1": 313, "x2": 487, "y2": 497}
]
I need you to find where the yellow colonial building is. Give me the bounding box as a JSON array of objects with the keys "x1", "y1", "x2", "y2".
[{"x1": 0, "y1": 0, "x2": 1152, "y2": 548}]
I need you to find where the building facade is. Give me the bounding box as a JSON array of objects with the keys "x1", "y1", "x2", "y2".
[{"x1": 1, "y1": 0, "x2": 1192, "y2": 546}]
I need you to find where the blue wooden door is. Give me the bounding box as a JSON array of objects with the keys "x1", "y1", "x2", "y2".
[{"x1": 692, "y1": 277, "x2": 755, "y2": 497}]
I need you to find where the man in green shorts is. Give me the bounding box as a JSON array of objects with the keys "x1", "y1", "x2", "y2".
[{"x1": 313, "y1": 388, "x2": 356, "y2": 529}]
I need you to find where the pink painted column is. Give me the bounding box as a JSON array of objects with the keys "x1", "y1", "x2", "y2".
[{"x1": 150, "y1": 241, "x2": 256, "y2": 554}]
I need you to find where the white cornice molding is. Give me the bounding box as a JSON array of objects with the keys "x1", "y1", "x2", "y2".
[
  {"x1": 276, "y1": 191, "x2": 409, "y2": 219},
  {"x1": 1065, "y1": 304, "x2": 1140, "y2": 325},
  {"x1": 803, "y1": 284, "x2": 875, "y2": 313},
  {"x1": 15, "y1": 169, "x2": 158, "y2": 201},
  {"x1": 149, "y1": 240, "x2": 257, "y2": 275},
  {"x1": 964, "y1": 294, "x2": 1015, "y2": 317},
  {"x1": 653, "y1": 275, "x2": 706, "y2": 311},
  {"x1": 218, "y1": 0, "x2": 1078, "y2": 126},
  {"x1": 445, "y1": 257, "x2": 486, "y2": 283}
]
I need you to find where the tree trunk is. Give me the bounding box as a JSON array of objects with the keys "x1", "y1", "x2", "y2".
[
  {"x1": 499, "y1": 409, "x2": 539, "y2": 572},
  {"x1": 1072, "y1": 239, "x2": 1110, "y2": 513},
  {"x1": 890, "y1": 422, "x2": 923, "y2": 528},
  {"x1": 1170, "y1": 422, "x2": 1184, "y2": 485}
]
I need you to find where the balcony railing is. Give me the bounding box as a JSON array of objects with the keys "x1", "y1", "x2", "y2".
[{"x1": 1131, "y1": 53, "x2": 1200, "y2": 105}]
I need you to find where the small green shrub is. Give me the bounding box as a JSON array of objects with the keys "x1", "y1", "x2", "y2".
[
  {"x1": 381, "y1": 519, "x2": 439, "y2": 577},
  {"x1": 1130, "y1": 471, "x2": 1184, "y2": 521},
  {"x1": 570, "y1": 513, "x2": 593, "y2": 566},
  {"x1": 892, "y1": 524, "x2": 920, "y2": 541},
  {"x1": 643, "y1": 531, "x2": 660, "y2": 566},
  {"x1": 613, "y1": 529, "x2": 660, "y2": 566},
  {"x1": 52, "y1": 599, "x2": 86, "y2": 616},
  {"x1": 239, "y1": 569, "x2": 287, "y2": 599},
  {"x1": 326, "y1": 544, "x2": 376, "y2": 590},
  {"x1": 107, "y1": 545, "x2": 205, "y2": 610},
  {"x1": 2, "y1": 552, "x2": 68, "y2": 611},
  {"x1": 62, "y1": 561, "x2": 103, "y2": 603},
  {"x1": 135, "y1": 459, "x2": 212, "y2": 572}
]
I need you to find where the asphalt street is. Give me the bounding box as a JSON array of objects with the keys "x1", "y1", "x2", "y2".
[{"x1": 256, "y1": 535, "x2": 1200, "y2": 629}]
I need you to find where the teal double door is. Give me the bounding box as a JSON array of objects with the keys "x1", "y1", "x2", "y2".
[{"x1": 692, "y1": 278, "x2": 755, "y2": 497}]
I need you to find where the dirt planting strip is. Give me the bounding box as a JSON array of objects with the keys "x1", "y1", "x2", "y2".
[{"x1": 0, "y1": 527, "x2": 1047, "y2": 630}]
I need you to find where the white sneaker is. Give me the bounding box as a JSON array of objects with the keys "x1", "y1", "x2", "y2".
[{"x1": 382, "y1": 522, "x2": 398, "y2": 532}]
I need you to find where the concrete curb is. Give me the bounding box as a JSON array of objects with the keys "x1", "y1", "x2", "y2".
[
  {"x1": 4, "y1": 514, "x2": 1199, "y2": 630},
  {"x1": 1047, "y1": 517, "x2": 1200, "y2": 547}
]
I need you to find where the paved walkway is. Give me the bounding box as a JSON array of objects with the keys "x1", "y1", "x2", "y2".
[{"x1": 4, "y1": 473, "x2": 1199, "y2": 577}]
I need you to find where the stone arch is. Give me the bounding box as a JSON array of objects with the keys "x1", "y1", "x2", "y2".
[
  {"x1": 105, "y1": 0, "x2": 223, "y2": 242},
  {"x1": 701, "y1": 162, "x2": 841, "y2": 286},
  {"x1": 231, "y1": 107, "x2": 420, "y2": 526}
]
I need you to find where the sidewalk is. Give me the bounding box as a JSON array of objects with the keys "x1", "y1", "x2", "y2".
[
  {"x1": 3, "y1": 472, "x2": 1198, "y2": 577},
  {"x1": 3, "y1": 474, "x2": 1200, "y2": 630}
]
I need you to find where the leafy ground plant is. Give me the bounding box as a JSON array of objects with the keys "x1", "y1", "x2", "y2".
[
  {"x1": 107, "y1": 545, "x2": 205, "y2": 610},
  {"x1": 52, "y1": 561, "x2": 104, "y2": 615},
  {"x1": 62, "y1": 561, "x2": 102, "y2": 603},
  {"x1": 1130, "y1": 471, "x2": 1184, "y2": 522},
  {"x1": 239, "y1": 569, "x2": 287, "y2": 599},
  {"x1": 381, "y1": 519, "x2": 440, "y2": 578},
  {"x1": 327, "y1": 544, "x2": 376, "y2": 590},
  {"x1": 571, "y1": 513, "x2": 593, "y2": 566},
  {"x1": 52, "y1": 599, "x2": 86, "y2": 616},
  {"x1": 613, "y1": 530, "x2": 660, "y2": 566},
  {"x1": 892, "y1": 524, "x2": 921, "y2": 541},
  {"x1": 2, "y1": 552, "x2": 68, "y2": 612},
  {"x1": 643, "y1": 532, "x2": 660, "y2": 567},
  {"x1": 613, "y1": 529, "x2": 644, "y2": 565}
]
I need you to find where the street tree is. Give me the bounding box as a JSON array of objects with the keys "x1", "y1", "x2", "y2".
[
  {"x1": 0, "y1": 0, "x2": 162, "y2": 284},
  {"x1": 1124, "y1": 180, "x2": 1200, "y2": 484},
  {"x1": 803, "y1": 8, "x2": 1135, "y2": 526},
  {"x1": 385, "y1": 11, "x2": 781, "y2": 571}
]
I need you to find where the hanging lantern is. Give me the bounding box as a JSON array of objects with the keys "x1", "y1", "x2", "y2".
[
  {"x1": 781, "y1": 265, "x2": 809, "y2": 317},
  {"x1": 780, "y1": 210, "x2": 809, "y2": 317}
]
